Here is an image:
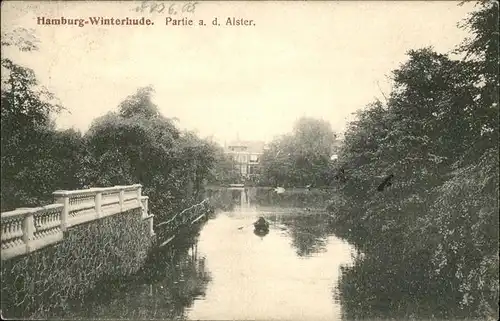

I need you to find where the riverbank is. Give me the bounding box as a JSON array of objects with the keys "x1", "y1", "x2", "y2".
[{"x1": 328, "y1": 207, "x2": 498, "y2": 320}]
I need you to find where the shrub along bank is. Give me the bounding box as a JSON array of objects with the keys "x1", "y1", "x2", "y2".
[{"x1": 329, "y1": 2, "x2": 498, "y2": 319}]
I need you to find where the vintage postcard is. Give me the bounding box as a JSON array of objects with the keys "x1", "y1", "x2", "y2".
[{"x1": 1, "y1": 0, "x2": 498, "y2": 320}]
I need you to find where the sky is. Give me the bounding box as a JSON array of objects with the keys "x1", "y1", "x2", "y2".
[{"x1": 1, "y1": 1, "x2": 475, "y2": 145}]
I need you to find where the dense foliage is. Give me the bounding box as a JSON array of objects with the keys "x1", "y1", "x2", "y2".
[
  {"x1": 205, "y1": 145, "x2": 242, "y2": 186},
  {"x1": 81, "y1": 86, "x2": 217, "y2": 222},
  {"x1": 258, "y1": 117, "x2": 339, "y2": 187},
  {"x1": 0, "y1": 30, "x2": 227, "y2": 224},
  {"x1": 1, "y1": 29, "x2": 85, "y2": 209},
  {"x1": 329, "y1": 1, "x2": 498, "y2": 318}
]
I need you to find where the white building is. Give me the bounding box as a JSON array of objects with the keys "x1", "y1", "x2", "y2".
[{"x1": 225, "y1": 140, "x2": 267, "y2": 179}]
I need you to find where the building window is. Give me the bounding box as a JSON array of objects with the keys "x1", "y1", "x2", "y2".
[{"x1": 250, "y1": 154, "x2": 259, "y2": 162}]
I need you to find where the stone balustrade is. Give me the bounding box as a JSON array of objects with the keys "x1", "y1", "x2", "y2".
[
  {"x1": 1, "y1": 184, "x2": 154, "y2": 261},
  {"x1": 1, "y1": 204, "x2": 64, "y2": 261}
]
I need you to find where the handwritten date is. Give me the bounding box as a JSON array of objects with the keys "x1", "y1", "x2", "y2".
[{"x1": 134, "y1": 1, "x2": 198, "y2": 15}]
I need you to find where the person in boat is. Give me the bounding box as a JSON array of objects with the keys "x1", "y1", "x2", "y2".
[
  {"x1": 254, "y1": 217, "x2": 269, "y2": 230},
  {"x1": 254, "y1": 226, "x2": 269, "y2": 237}
]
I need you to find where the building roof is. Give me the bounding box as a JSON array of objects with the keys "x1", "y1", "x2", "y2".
[{"x1": 226, "y1": 140, "x2": 266, "y2": 153}]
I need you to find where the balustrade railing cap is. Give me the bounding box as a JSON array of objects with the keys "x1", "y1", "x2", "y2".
[
  {"x1": 11, "y1": 203, "x2": 62, "y2": 211},
  {"x1": 24, "y1": 204, "x2": 64, "y2": 215},
  {"x1": 53, "y1": 184, "x2": 141, "y2": 197},
  {"x1": 54, "y1": 189, "x2": 96, "y2": 196},
  {"x1": 53, "y1": 190, "x2": 70, "y2": 196},
  {"x1": 113, "y1": 184, "x2": 142, "y2": 190},
  {"x1": 100, "y1": 186, "x2": 119, "y2": 191},
  {"x1": 1, "y1": 207, "x2": 38, "y2": 220},
  {"x1": 41, "y1": 204, "x2": 64, "y2": 210}
]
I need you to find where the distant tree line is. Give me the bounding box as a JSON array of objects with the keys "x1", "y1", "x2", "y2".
[
  {"x1": 0, "y1": 29, "x2": 235, "y2": 224},
  {"x1": 329, "y1": 1, "x2": 498, "y2": 318},
  {"x1": 258, "y1": 117, "x2": 340, "y2": 188}
]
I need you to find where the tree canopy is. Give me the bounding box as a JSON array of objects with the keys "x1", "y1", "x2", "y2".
[
  {"x1": 259, "y1": 117, "x2": 338, "y2": 187},
  {"x1": 0, "y1": 30, "x2": 225, "y2": 218},
  {"x1": 1, "y1": 29, "x2": 82, "y2": 209},
  {"x1": 330, "y1": 1, "x2": 498, "y2": 318}
]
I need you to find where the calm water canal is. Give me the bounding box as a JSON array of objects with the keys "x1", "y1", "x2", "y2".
[
  {"x1": 66, "y1": 188, "x2": 354, "y2": 320},
  {"x1": 186, "y1": 189, "x2": 353, "y2": 320}
]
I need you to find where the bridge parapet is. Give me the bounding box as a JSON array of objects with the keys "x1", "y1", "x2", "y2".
[
  {"x1": 53, "y1": 184, "x2": 144, "y2": 230},
  {"x1": 1, "y1": 204, "x2": 64, "y2": 261},
  {"x1": 1, "y1": 184, "x2": 154, "y2": 261}
]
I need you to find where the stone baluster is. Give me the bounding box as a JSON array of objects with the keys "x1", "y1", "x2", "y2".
[
  {"x1": 95, "y1": 189, "x2": 102, "y2": 218},
  {"x1": 22, "y1": 210, "x2": 35, "y2": 253},
  {"x1": 1, "y1": 219, "x2": 12, "y2": 243},
  {"x1": 142, "y1": 197, "x2": 149, "y2": 218},
  {"x1": 53, "y1": 191, "x2": 69, "y2": 231},
  {"x1": 119, "y1": 187, "x2": 125, "y2": 212},
  {"x1": 136, "y1": 185, "x2": 142, "y2": 205}
]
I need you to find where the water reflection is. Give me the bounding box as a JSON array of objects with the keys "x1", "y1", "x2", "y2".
[
  {"x1": 64, "y1": 187, "x2": 356, "y2": 320},
  {"x1": 187, "y1": 188, "x2": 354, "y2": 320},
  {"x1": 279, "y1": 214, "x2": 330, "y2": 257},
  {"x1": 64, "y1": 233, "x2": 212, "y2": 320},
  {"x1": 252, "y1": 187, "x2": 334, "y2": 209},
  {"x1": 210, "y1": 187, "x2": 336, "y2": 258}
]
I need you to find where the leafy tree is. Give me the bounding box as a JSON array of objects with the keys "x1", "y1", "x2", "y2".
[
  {"x1": 456, "y1": 0, "x2": 498, "y2": 163},
  {"x1": 204, "y1": 144, "x2": 241, "y2": 186},
  {"x1": 427, "y1": 0, "x2": 499, "y2": 315},
  {"x1": 118, "y1": 86, "x2": 161, "y2": 119},
  {"x1": 259, "y1": 117, "x2": 337, "y2": 187},
  {"x1": 330, "y1": 1, "x2": 498, "y2": 318},
  {"x1": 1, "y1": 29, "x2": 84, "y2": 210},
  {"x1": 83, "y1": 86, "x2": 218, "y2": 225}
]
